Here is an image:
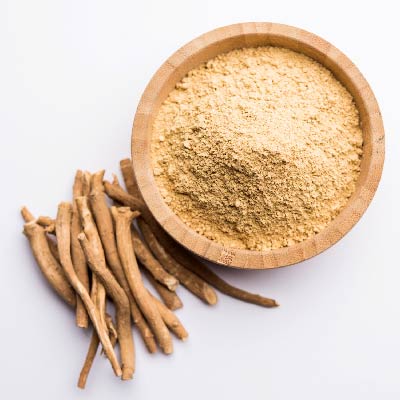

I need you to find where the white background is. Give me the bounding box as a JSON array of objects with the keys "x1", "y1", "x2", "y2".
[{"x1": 2, "y1": 0, "x2": 400, "y2": 399}]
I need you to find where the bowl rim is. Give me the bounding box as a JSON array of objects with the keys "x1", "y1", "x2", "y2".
[{"x1": 131, "y1": 22, "x2": 385, "y2": 269}]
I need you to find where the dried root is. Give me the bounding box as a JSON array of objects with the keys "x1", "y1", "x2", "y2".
[
  {"x1": 105, "y1": 313, "x2": 118, "y2": 348},
  {"x1": 154, "y1": 231, "x2": 279, "y2": 307},
  {"x1": 112, "y1": 206, "x2": 172, "y2": 354},
  {"x1": 21, "y1": 207, "x2": 61, "y2": 262},
  {"x1": 132, "y1": 229, "x2": 178, "y2": 291},
  {"x1": 120, "y1": 158, "x2": 139, "y2": 198},
  {"x1": 23, "y1": 220, "x2": 76, "y2": 307},
  {"x1": 77, "y1": 330, "x2": 99, "y2": 389},
  {"x1": 75, "y1": 196, "x2": 107, "y2": 332},
  {"x1": 139, "y1": 220, "x2": 217, "y2": 305},
  {"x1": 89, "y1": 171, "x2": 156, "y2": 353},
  {"x1": 36, "y1": 216, "x2": 55, "y2": 233},
  {"x1": 143, "y1": 268, "x2": 183, "y2": 311},
  {"x1": 55, "y1": 202, "x2": 121, "y2": 377},
  {"x1": 21, "y1": 160, "x2": 280, "y2": 391},
  {"x1": 79, "y1": 232, "x2": 135, "y2": 380},
  {"x1": 149, "y1": 292, "x2": 188, "y2": 340},
  {"x1": 72, "y1": 170, "x2": 90, "y2": 328}
]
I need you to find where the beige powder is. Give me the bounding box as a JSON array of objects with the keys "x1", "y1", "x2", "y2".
[{"x1": 151, "y1": 46, "x2": 363, "y2": 250}]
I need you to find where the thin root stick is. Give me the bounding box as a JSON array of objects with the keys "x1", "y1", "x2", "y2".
[
  {"x1": 105, "y1": 188, "x2": 156, "y2": 354},
  {"x1": 105, "y1": 313, "x2": 118, "y2": 344},
  {"x1": 55, "y1": 202, "x2": 121, "y2": 377},
  {"x1": 75, "y1": 196, "x2": 107, "y2": 331},
  {"x1": 143, "y1": 268, "x2": 183, "y2": 311},
  {"x1": 160, "y1": 238, "x2": 279, "y2": 308},
  {"x1": 130, "y1": 299, "x2": 157, "y2": 353},
  {"x1": 106, "y1": 313, "x2": 118, "y2": 350},
  {"x1": 72, "y1": 170, "x2": 90, "y2": 328},
  {"x1": 96, "y1": 283, "x2": 107, "y2": 336},
  {"x1": 112, "y1": 173, "x2": 121, "y2": 187},
  {"x1": 21, "y1": 207, "x2": 61, "y2": 262},
  {"x1": 112, "y1": 206, "x2": 173, "y2": 354},
  {"x1": 46, "y1": 235, "x2": 60, "y2": 263},
  {"x1": 79, "y1": 232, "x2": 135, "y2": 380},
  {"x1": 77, "y1": 330, "x2": 100, "y2": 389},
  {"x1": 21, "y1": 206, "x2": 35, "y2": 223},
  {"x1": 100, "y1": 313, "x2": 118, "y2": 355},
  {"x1": 104, "y1": 181, "x2": 145, "y2": 215},
  {"x1": 139, "y1": 220, "x2": 217, "y2": 305},
  {"x1": 82, "y1": 171, "x2": 91, "y2": 196},
  {"x1": 89, "y1": 171, "x2": 156, "y2": 353},
  {"x1": 149, "y1": 292, "x2": 188, "y2": 340},
  {"x1": 36, "y1": 216, "x2": 55, "y2": 233},
  {"x1": 132, "y1": 229, "x2": 178, "y2": 291},
  {"x1": 119, "y1": 159, "x2": 139, "y2": 198},
  {"x1": 23, "y1": 221, "x2": 76, "y2": 307}
]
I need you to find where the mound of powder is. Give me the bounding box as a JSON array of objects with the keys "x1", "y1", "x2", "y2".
[{"x1": 151, "y1": 46, "x2": 363, "y2": 250}]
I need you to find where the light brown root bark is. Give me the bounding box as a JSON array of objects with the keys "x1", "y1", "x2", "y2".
[
  {"x1": 132, "y1": 229, "x2": 178, "y2": 291},
  {"x1": 36, "y1": 216, "x2": 55, "y2": 234},
  {"x1": 105, "y1": 313, "x2": 118, "y2": 347},
  {"x1": 112, "y1": 173, "x2": 121, "y2": 187},
  {"x1": 139, "y1": 220, "x2": 217, "y2": 305},
  {"x1": 89, "y1": 171, "x2": 156, "y2": 353},
  {"x1": 21, "y1": 207, "x2": 60, "y2": 262},
  {"x1": 143, "y1": 268, "x2": 183, "y2": 311},
  {"x1": 82, "y1": 171, "x2": 92, "y2": 196},
  {"x1": 23, "y1": 221, "x2": 76, "y2": 307},
  {"x1": 77, "y1": 330, "x2": 100, "y2": 389},
  {"x1": 21, "y1": 206, "x2": 35, "y2": 223},
  {"x1": 79, "y1": 232, "x2": 134, "y2": 380},
  {"x1": 104, "y1": 181, "x2": 144, "y2": 214},
  {"x1": 100, "y1": 312, "x2": 119, "y2": 356},
  {"x1": 130, "y1": 299, "x2": 157, "y2": 353},
  {"x1": 96, "y1": 283, "x2": 107, "y2": 334},
  {"x1": 72, "y1": 170, "x2": 90, "y2": 328},
  {"x1": 55, "y1": 202, "x2": 121, "y2": 377},
  {"x1": 119, "y1": 159, "x2": 139, "y2": 198},
  {"x1": 158, "y1": 236, "x2": 279, "y2": 308},
  {"x1": 149, "y1": 292, "x2": 188, "y2": 340},
  {"x1": 111, "y1": 206, "x2": 172, "y2": 354},
  {"x1": 75, "y1": 196, "x2": 107, "y2": 330},
  {"x1": 46, "y1": 235, "x2": 61, "y2": 263}
]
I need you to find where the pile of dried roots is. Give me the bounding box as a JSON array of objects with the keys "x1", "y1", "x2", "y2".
[{"x1": 21, "y1": 159, "x2": 278, "y2": 388}]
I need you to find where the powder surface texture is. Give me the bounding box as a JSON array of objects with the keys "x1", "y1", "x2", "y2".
[{"x1": 151, "y1": 46, "x2": 363, "y2": 250}]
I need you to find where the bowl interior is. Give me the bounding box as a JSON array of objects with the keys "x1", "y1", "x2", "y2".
[{"x1": 132, "y1": 22, "x2": 384, "y2": 269}]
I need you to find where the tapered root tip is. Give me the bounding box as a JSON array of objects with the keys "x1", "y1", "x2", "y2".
[
  {"x1": 166, "y1": 278, "x2": 179, "y2": 291},
  {"x1": 170, "y1": 303, "x2": 183, "y2": 311},
  {"x1": 115, "y1": 369, "x2": 122, "y2": 377},
  {"x1": 205, "y1": 289, "x2": 218, "y2": 305},
  {"x1": 162, "y1": 344, "x2": 174, "y2": 355},
  {"x1": 77, "y1": 375, "x2": 88, "y2": 389},
  {"x1": 262, "y1": 298, "x2": 279, "y2": 307},
  {"x1": 121, "y1": 368, "x2": 134, "y2": 381}
]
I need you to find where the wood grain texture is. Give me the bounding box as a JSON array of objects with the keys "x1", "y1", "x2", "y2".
[{"x1": 131, "y1": 22, "x2": 385, "y2": 270}]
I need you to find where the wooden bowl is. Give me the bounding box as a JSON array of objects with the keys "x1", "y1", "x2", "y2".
[{"x1": 131, "y1": 22, "x2": 384, "y2": 269}]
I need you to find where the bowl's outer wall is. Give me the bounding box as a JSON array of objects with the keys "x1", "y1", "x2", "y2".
[{"x1": 131, "y1": 22, "x2": 385, "y2": 269}]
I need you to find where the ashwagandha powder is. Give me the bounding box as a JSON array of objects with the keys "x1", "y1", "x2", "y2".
[{"x1": 151, "y1": 46, "x2": 363, "y2": 251}]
